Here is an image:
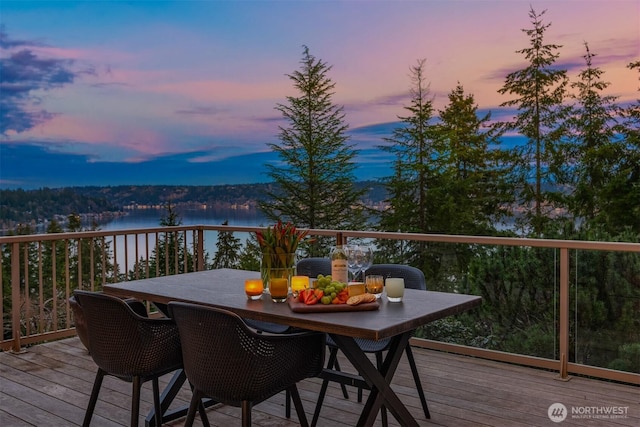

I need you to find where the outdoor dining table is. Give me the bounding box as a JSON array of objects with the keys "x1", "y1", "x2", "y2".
[{"x1": 103, "y1": 268, "x2": 482, "y2": 426}]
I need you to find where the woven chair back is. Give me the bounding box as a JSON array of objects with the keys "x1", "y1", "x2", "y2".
[
  {"x1": 74, "y1": 290, "x2": 182, "y2": 379},
  {"x1": 296, "y1": 257, "x2": 331, "y2": 277},
  {"x1": 169, "y1": 302, "x2": 325, "y2": 406}
]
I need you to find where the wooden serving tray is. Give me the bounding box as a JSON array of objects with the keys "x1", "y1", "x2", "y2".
[{"x1": 288, "y1": 298, "x2": 379, "y2": 313}]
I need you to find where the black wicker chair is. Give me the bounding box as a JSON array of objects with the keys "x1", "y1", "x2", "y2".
[
  {"x1": 168, "y1": 301, "x2": 325, "y2": 427},
  {"x1": 242, "y1": 318, "x2": 292, "y2": 333},
  {"x1": 69, "y1": 295, "x2": 91, "y2": 351},
  {"x1": 311, "y1": 263, "x2": 431, "y2": 426},
  {"x1": 69, "y1": 294, "x2": 148, "y2": 352},
  {"x1": 296, "y1": 257, "x2": 332, "y2": 278},
  {"x1": 73, "y1": 290, "x2": 183, "y2": 427}
]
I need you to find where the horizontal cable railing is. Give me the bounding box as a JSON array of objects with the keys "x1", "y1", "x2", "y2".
[{"x1": 1, "y1": 225, "x2": 638, "y2": 386}]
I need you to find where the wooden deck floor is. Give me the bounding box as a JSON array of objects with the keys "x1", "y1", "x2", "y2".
[{"x1": 1, "y1": 337, "x2": 637, "y2": 426}]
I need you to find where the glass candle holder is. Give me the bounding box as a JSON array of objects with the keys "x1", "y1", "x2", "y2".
[
  {"x1": 269, "y1": 277, "x2": 289, "y2": 302},
  {"x1": 385, "y1": 278, "x2": 405, "y2": 302},
  {"x1": 291, "y1": 275, "x2": 309, "y2": 296},
  {"x1": 244, "y1": 279, "x2": 264, "y2": 300},
  {"x1": 365, "y1": 275, "x2": 384, "y2": 299}
]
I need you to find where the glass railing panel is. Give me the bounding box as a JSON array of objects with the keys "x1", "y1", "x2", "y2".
[
  {"x1": 572, "y1": 248, "x2": 640, "y2": 374},
  {"x1": 396, "y1": 241, "x2": 561, "y2": 361}
]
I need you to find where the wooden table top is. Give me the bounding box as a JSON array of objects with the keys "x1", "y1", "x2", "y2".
[{"x1": 104, "y1": 268, "x2": 482, "y2": 341}]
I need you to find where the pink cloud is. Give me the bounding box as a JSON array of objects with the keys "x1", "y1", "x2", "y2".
[{"x1": 21, "y1": 115, "x2": 172, "y2": 159}]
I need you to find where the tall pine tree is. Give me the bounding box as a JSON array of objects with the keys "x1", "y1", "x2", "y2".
[
  {"x1": 565, "y1": 43, "x2": 622, "y2": 229},
  {"x1": 436, "y1": 83, "x2": 513, "y2": 236},
  {"x1": 607, "y1": 61, "x2": 640, "y2": 234},
  {"x1": 261, "y1": 46, "x2": 365, "y2": 255},
  {"x1": 377, "y1": 59, "x2": 438, "y2": 273},
  {"x1": 136, "y1": 201, "x2": 196, "y2": 277},
  {"x1": 498, "y1": 6, "x2": 570, "y2": 235},
  {"x1": 211, "y1": 220, "x2": 242, "y2": 269}
]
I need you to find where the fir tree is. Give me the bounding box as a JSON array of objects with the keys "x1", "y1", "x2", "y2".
[
  {"x1": 565, "y1": 43, "x2": 622, "y2": 228},
  {"x1": 238, "y1": 233, "x2": 262, "y2": 272},
  {"x1": 377, "y1": 59, "x2": 438, "y2": 273},
  {"x1": 436, "y1": 83, "x2": 513, "y2": 235},
  {"x1": 498, "y1": 6, "x2": 570, "y2": 235},
  {"x1": 261, "y1": 46, "x2": 365, "y2": 255},
  {"x1": 211, "y1": 220, "x2": 242, "y2": 269},
  {"x1": 606, "y1": 61, "x2": 640, "y2": 234},
  {"x1": 140, "y1": 201, "x2": 195, "y2": 277}
]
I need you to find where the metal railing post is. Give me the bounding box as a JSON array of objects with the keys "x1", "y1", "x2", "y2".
[
  {"x1": 558, "y1": 247, "x2": 570, "y2": 380},
  {"x1": 197, "y1": 228, "x2": 205, "y2": 271},
  {"x1": 11, "y1": 242, "x2": 22, "y2": 353}
]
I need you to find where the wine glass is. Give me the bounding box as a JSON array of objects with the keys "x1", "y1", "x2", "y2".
[
  {"x1": 346, "y1": 244, "x2": 362, "y2": 282},
  {"x1": 359, "y1": 244, "x2": 374, "y2": 282}
]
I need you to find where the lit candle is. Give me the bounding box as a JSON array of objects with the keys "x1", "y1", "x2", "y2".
[
  {"x1": 291, "y1": 275, "x2": 309, "y2": 294},
  {"x1": 244, "y1": 279, "x2": 264, "y2": 300}
]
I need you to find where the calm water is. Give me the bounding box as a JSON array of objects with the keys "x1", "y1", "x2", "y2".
[
  {"x1": 98, "y1": 207, "x2": 267, "y2": 268},
  {"x1": 100, "y1": 207, "x2": 267, "y2": 231}
]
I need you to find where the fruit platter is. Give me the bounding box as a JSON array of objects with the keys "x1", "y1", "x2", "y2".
[{"x1": 288, "y1": 274, "x2": 379, "y2": 313}]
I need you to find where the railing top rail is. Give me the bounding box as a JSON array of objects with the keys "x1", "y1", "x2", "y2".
[
  {"x1": 333, "y1": 230, "x2": 640, "y2": 252},
  {"x1": 0, "y1": 225, "x2": 215, "y2": 243},
  {"x1": 1, "y1": 224, "x2": 638, "y2": 253}
]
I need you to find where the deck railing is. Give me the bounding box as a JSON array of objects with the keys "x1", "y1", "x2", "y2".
[{"x1": 1, "y1": 225, "x2": 638, "y2": 386}]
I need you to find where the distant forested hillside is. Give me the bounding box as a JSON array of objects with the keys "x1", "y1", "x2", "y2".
[
  {"x1": 70, "y1": 181, "x2": 385, "y2": 207},
  {"x1": 1, "y1": 181, "x2": 386, "y2": 225},
  {"x1": 71, "y1": 184, "x2": 276, "y2": 207},
  {"x1": 0, "y1": 188, "x2": 119, "y2": 223}
]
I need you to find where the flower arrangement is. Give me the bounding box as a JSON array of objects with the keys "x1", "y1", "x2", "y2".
[{"x1": 256, "y1": 220, "x2": 311, "y2": 270}]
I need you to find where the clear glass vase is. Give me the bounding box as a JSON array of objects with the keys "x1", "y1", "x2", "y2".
[{"x1": 260, "y1": 252, "x2": 296, "y2": 302}]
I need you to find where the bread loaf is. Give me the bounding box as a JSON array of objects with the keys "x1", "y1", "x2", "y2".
[{"x1": 346, "y1": 293, "x2": 376, "y2": 306}]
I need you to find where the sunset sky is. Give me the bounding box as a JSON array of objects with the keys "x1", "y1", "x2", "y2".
[{"x1": 1, "y1": 0, "x2": 638, "y2": 189}]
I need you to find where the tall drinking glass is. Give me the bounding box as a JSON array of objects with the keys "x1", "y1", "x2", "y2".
[
  {"x1": 346, "y1": 244, "x2": 362, "y2": 282},
  {"x1": 359, "y1": 245, "x2": 373, "y2": 282}
]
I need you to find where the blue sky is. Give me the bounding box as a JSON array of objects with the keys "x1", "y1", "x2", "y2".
[{"x1": 1, "y1": 0, "x2": 638, "y2": 189}]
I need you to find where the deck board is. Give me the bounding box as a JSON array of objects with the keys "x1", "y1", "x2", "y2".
[{"x1": 1, "y1": 337, "x2": 637, "y2": 426}]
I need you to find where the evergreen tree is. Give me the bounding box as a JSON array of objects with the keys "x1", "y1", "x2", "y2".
[
  {"x1": 436, "y1": 83, "x2": 514, "y2": 235},
  {"x1": 238, "y1": 233, "x2": 262, "y2": 272},
  {"x1": 569, "y1": 228, "x2": 640, "y2": 373},
  {"x1": 375, "y1": 160, "x2": 417, "y2": 265},
  {"x1": 606, "y1": 60, "x2": 640, "y2": 234},
  {"x1": 498, "y1": 6, "x2": 570, "y2": 235},
  {"x1": 467, "y1": 244, "x2": 558, "y2": 359},
  {"x1": 211, "y1": 221, "x2": 242, "y2": 268},
  {"x1": 260, "y1": 46, "x2": 365, "y2": 255},
  {"x1": 28, "y1": 219, "x2": 67, "y2": 333},
  {"x1": 565, "y1": 43, "x2": 622, "y2": 229},
  {"x1": 65, "y1": 213, "x2": 113, "y2": 291},
  {"x1": 427, "y1": 84, "x2": 517, "y2": 286},
  {"x1": 377, "y1": 59, "x2": 439, "y2": 274},
  {"x1": 138, "y1": 201, "x2": 195, "y2": 277}
]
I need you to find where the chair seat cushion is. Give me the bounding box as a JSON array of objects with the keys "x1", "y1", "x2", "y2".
[{"x1": 326, "y1": 334, "x2": 391, "y2": 353}]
